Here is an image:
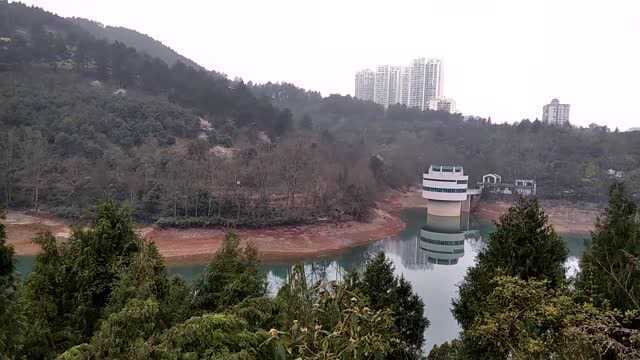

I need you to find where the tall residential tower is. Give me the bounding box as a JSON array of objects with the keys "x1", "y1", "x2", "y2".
[
  {"x1": 354, "y1": 69, "x2": 375, "y2": 102},
  {"x1": 542, "y1": 98, "x2": 570, "y2": 126},
  {"x1": 408, "y1": 58, "x2": 442, "y2": 111}
]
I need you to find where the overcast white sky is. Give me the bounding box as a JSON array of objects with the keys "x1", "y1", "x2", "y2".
[{"x1": 18, "y1": 0, "x2": 640, "y2": 129}]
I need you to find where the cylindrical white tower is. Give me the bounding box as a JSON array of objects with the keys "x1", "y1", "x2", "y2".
[{"x1": 422, "y1": 165, "x2": 469, "y2": 216}]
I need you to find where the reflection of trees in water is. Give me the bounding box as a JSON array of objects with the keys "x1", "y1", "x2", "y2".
[
  {"x1": 466, "y1": 233, "x2": 486, "y2": 255},
  {"x1": 264, "y1": 247, "x2": 377, "y2": 293}
]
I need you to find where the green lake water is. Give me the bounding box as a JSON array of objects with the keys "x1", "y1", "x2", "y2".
[{"x1": 14, "y1": 207, "x2": 589, "y2": 352}]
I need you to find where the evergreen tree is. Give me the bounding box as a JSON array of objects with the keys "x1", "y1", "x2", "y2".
[
  {"x1": 0, "y1": 207, "x2": 20, "y2": 357},
  {"x1": 105, "y1": 242, "x2": 191, "y2": 326},
  {"x1": 192, "y1": 232, "x2": 267, "y2": 313},
  {"x1": 427, "y1": 340, "x2": 463, "y2": 360},
  {"x1": 348, "y1": 252, "x2": 429, "y2": 359},
  {"x1": 577, "y1": 182, "x2": 640, "y2": 310},
  {"x1": 452, "y1": 197, "x2": 568, "y2": 356},
  {"x1": 19, "y1": 200, "x2": 142, "y2": 357},
  {"x1": 464, "y1": 276, "x2": 640, "y2": 360},
  {"x1": 273, "y1": 264, "x2": 398, "y2": 359}
]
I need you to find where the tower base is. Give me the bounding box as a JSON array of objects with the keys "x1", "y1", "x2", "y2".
[{"x1": 426, "y1": 200, "x2": 463, "y2": 217}]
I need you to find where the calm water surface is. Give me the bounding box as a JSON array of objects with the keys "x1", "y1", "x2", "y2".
[{"x1": 14, "y1": 207, "x2": 589, "y2": 351}]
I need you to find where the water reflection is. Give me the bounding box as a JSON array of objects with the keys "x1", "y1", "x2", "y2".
[{"x1": 417, "y1": 214, "x2": 469, "y2": 267}]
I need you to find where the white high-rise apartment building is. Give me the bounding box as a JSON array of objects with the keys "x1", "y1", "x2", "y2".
[
  {"x1": 354, "y1": 69, "x2": 375, "y2": 101},
  {"x1": 408, "y1": 58, "x2": 442, "y2": 111},
  {"x1": 425, "y1": 59, "x2": 443, "y2": 105},
  {"x1": 373, "y1": 65, "x2": 389, "y2": 106},
  {"x1": 397, "y1": 66, "x2": 410, "y2": 105},
  {"x1": 542, "y1": 98, "x2": 570, "y2": 126},
  {"x1": 373, "y1": 65, "x2": 403, "y2": 108}
]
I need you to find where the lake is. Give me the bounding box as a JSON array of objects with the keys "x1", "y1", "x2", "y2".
[{"x1": 13, "y1": 207, "x2": 589, "y2": 352}]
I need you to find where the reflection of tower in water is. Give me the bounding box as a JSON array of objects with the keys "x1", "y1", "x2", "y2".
[{"x1": 416, "y1": 212, "x2": 470, "y2": 266}]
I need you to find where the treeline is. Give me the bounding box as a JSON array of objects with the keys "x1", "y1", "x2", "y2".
[
  {"x1": 428, "y1": 183, "x2": 640, "y2": 359},
  {"x1": 0, "y1": 201, "x2": 428, "y2": 359},
  {"x1": 70, "y1": 17, "x2": 204, "y2": 70}
]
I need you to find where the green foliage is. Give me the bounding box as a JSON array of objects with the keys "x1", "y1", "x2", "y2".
[
  {"x1": 272, "y1": 264, "x2": 398, "y2": 359},
  {"x1": 427, "y1": 340, "x2": 464, "y2": 360},
  {"x1": 481, "y1": 197, "x2": 567, "y2": 285},
  {"x1": 577, "y1": 182, "x2": 640, "y2": 310},
  {"x1": 348, "y1": 252, "x2": 429, "y2": 358},
  {"x1": 86, "y1": 298, "x2": 160, "y2": 359},
  {"x1": 105, "y1": 241, "x2": 191, "y2": 326},
  {"x1": 464, "y1": 276, "x2": 640, "y2": 360},
  {"x1": 151, "y1": 313, "x2": 268, "y2": 359},
  {"x1": 453, "y1": 197, "x2": 568, "y2": 335},
  {"x1": 192, "y1": 232, "x2": 267, "y2": 313},
  {"x1": 0, "y1": 208, "x2": 20, "y2": 357},
  {"x1": 19, "y1": 200, "x2": 142, "y2": 357}
]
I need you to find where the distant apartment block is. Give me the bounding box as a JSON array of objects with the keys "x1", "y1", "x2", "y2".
[
  {"x1": 355, "y1": 57, "x2": 444, "y2": 111},
  {"x1": 542, "y1": 98, "x2": 570, "y2": 126},
  {"x1": 354, "y1": 69, "x2": 375, "y2": 101},
  {"x1": 408, "y1": 58, "x2": 442, "y2": 111},
  {"x1": 398, "y1": 66, "x2": 410, "y2": 105}
]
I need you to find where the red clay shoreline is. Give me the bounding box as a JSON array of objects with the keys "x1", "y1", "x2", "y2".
[{"x1": 3, "y1": 191, "x2": 601, "y2": 264}]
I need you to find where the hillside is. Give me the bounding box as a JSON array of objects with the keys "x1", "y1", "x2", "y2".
[
  {"x1": 251, "y1": 81, "x2": 640, "y2": 201},
  {"x1": 0, "y1": 1, "x2": 376, "y2": 224},
  {"x1": 1, "y1": 1, "x2": 639, "y2": 225},
  {"x1": 70, "y1": 17, "x2": 204, "y2": 70}
]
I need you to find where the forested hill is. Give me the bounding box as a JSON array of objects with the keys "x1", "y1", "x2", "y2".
[
  {"x1": 70, "y1": 17, "x2": 204, "y2": 70},
  {"x1": 1, "y1": 1, "x2": 639, "y2": 225},
  {"x1": 251, "y1": 82, "x2": 640, "y2": 202},
  {"x1": 0, "y1": 2, "x2": 383, "y2": 224},
  {"x1": 0, "y1": 1, "x2": 292, "y2": 137}
]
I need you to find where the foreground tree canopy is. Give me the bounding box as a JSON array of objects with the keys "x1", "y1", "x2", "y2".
[
  {"x1": 0, "y1": 200, "x2": 428, "y2": 359},
  {"x1": 577, "y1": 182, "x2": 640, "y2": 311},
  {"x1": 453, "y1": 197, "x2": 568, "y2": 331},
  {"x1": 439, "y1": 184, "x2": 640, "y2": 360}
]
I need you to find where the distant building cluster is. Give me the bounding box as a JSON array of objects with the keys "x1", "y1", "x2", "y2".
[
  {"x1": 542, "y1": 98, "x2": 570, "y2": 126},
  {"x1": 354, "y1": 58, "x2": 455, "y2": 113},
  {"x1": 479, "y1": 173, "x2": 537, "y2": 197}
]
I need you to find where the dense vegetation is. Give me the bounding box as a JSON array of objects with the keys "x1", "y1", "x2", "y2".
[
  {"x1": 251, "y1": 82, "x2": 640, "y2": 202},
  {"x1": 0, "y1": 1, "x2": 378, "y2": 224},
  {"x1": 432, "y1": 183, "x2": 640, "y2": 359},
  {"x1": 0, "y1": 201, "x2": 428, "y2": 359}
]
